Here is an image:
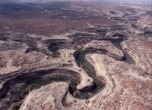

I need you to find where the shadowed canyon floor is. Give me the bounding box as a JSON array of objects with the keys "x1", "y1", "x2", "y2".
[{"x1": 0, "y1": 1, "x2": 152, "y2": 110}]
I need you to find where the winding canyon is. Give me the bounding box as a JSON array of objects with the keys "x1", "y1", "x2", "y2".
[{"x1": 0, "y1": 1, "x2": 152, "y2": 110}]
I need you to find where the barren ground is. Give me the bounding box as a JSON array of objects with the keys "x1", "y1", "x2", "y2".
[{"x1": 0, "y1": 1, "x2": 152, "y2": 110}]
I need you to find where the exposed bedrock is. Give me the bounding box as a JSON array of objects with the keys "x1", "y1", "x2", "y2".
[
  {"x1": 0, "y1": 6, "x2": 149, "y2": 109},
  {"x1": 0, "y1": 69, "x2": 81, "y2": 110},
  {"x1": 0, "y1": 1, "x2": 151, "y2": 109},
  {"x1": 0, "y1": 44, "x2": 128, "y2": 109},
  {"x1": 0, "y1": 47, "x2": 109, "y2": 110}
]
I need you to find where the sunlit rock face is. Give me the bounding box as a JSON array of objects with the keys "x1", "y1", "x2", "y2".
[{"x1": 0, "y1": 1, "x2": 151, "y2": 110}]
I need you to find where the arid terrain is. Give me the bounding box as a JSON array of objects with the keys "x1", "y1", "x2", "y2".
[{"x1": 0, "y1": 0, "x2": 152, "y2": 110}]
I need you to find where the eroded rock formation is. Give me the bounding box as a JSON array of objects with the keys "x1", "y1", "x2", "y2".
[{"x1": 0, "y1": 1, "x2": 152, "y2": 110}]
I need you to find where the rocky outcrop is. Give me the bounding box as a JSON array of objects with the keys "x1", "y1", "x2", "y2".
[{"x1": 0, "y1": 1, "x2": 151, "y2": 110}]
